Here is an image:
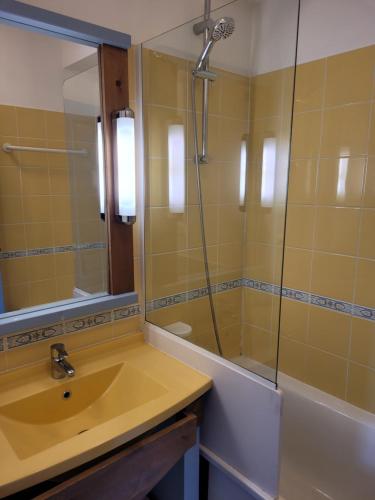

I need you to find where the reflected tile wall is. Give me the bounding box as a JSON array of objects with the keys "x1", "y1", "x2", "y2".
[
  {"x1": 0, "y1": 104, "x2": 107, "y2": 312},
  {"x1": 65, "y1": 112, "x2": 107, "y2": 295},
  {"x1": 0, "y1": 105, "x2": 77, "y2": 310}
]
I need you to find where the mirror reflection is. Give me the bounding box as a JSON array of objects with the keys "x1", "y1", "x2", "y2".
[{"x1": 0, "y1": 24, "x2": 107, "y2": 315}]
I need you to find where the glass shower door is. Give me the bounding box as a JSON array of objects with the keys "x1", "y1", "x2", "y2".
[{"x1": 143, "y1": 0, "x2": 299, "y2": 383}]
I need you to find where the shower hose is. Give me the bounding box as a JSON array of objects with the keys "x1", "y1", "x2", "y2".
[{"x1": 191, "y1": 74, "x2": 223, "y2": 356}]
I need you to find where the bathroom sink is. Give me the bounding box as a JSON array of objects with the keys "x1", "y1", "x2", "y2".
[
  {"x1": 0, "y1": 363, "x2": 167, "y2": 459},
  {"x1": 0, "y1": 332, "x2": 212, "y2": 496}
]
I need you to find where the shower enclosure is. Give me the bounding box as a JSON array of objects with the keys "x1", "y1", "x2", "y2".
[{"x1": 142, "y1": 0, "x2": 300, "y2": 384}]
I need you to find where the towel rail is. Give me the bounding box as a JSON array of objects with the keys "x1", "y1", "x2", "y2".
[{"x1": 2, "y1": 143, "x2": 87, "y2": 156}]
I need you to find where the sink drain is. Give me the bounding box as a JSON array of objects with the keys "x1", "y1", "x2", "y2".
[{"x1": 62, "y1": 390, "x2": 72, "y2": 400}]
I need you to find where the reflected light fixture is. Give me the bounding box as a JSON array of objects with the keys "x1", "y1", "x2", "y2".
[
  {"x1": 113, "y1": 107, "x2": 136, "y2": 224},
  {"x1": 168, "y1": 124, "x2": 185, "y2": 213},
  {"x1": 239, "y1": 138, "x2": 247, "y2": 207},
  {"x1": 261, "y1": 138, "x2": 277, "y2": 208},
  {"x1": 96, "y1": 117, "x2": 105, "y2": 219},
  {"x1": 337, "y1": 157, "x2": 348, "y2": 201}
]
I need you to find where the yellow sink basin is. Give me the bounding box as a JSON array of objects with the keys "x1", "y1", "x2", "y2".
[
  {"x1": 0, "y1": 363, "x2": 167, "y2": 459},
  {"x1": 0, "y1": 332, "x2": 212, "y2": 496}
]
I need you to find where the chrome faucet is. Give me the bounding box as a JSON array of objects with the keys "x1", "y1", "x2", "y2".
[{"x1": 50, "y1": 343, "x2": 75, "y2": 379}]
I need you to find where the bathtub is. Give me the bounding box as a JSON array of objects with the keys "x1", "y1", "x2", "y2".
[{"x1": 279, "y1": 372, "x2": 375, "y2": 500}]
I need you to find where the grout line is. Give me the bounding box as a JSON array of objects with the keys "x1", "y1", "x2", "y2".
[
  {"x1": 293, "y1": 98, "x2": 375, "y2": 116},
  {"x1": 304, "y1": 56, "x2": 327, "y2": 360},
  {"x1": 145, "y1": 102, "x2": 249, "y2": 123},
  {"x1": 344, "y1": 71, "x2": 375, "y2": 398}
]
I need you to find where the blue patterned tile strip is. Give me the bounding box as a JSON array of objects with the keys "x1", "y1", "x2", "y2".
[
  {"x1": 145, "y1": 277, "x2": 375, "y2": 323},
  {"x1": 64, "y1": 311, "x2": 112, "y2": 334},
  {"x1": 113, "y1": 304, "x2": 141, "y2": 320},
  {"x1": 4, "y1": 302, "x2": 141, "y2": 350},
  {"x1": 7, "y1": 324, "x2": 64, "y2": 349},
  {"x1": 352, "y1": 304, "x2": 375, "y2": 321},
  {"x1": 147, "y1": 278, "x2": 243, "y2": 312},
  {"x1": 0, "y1": 242, "x2": 107, "y2": 260},
  {"x1": 3, "y1": 280, "x2": 375, "y2": 351}
]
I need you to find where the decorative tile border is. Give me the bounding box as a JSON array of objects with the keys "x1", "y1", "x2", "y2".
[
  {"x1": 309, "y1": 294, "x2": 353, "y2": 315},
  {"x1": 2, "y1": 278, "x2": 374, "y2": 350},
  {"x1": 64, "y1": 311, "x2": 112, "y2": 334},
  {"x1": 7, "y1": 324, "x2": 64, "y2": 349},
  {"x1": 352, "y1": 304, "x2": 375, "y2": 321},
  {"x1": 0, "y1": 242, "x2": 107, "y2": 260},
  {"x1": 1, "y1": 302, "x2": 141, "y2": 350},
  {"x1": 147, "y1": 278, "x2": 243, "y2": 312},
  {"x1": 146, "y1": 277, "x2": 375, "y2": 323},
  {"x1": 242, "y1": 279, "x2": 363, "y2": 318},
  {"x1": 113, "y1": 304, "x2": 141, "y2": 320}
]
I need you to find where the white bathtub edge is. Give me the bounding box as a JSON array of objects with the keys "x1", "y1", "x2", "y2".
[
  {"x1": 145, "y1": 321, "x2": 282, "y2": 498},
  {"x1": 278, "y1": 371, "x2": 375, "y2": 428}
]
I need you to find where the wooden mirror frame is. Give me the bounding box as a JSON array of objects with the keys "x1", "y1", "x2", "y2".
[{"x1": 99, "y1": 45, "x2": 134, "y2": 295}]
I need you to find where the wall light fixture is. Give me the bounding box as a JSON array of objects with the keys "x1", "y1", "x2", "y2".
[
  {"x1": 113, "y1": 108, "x2": 136, "y2": 224},
  {"x1": 239, "y1": 138, "x2": 247, "y2": 207},
  {"x1": 96, "y1": 117, "x2": 105, "y2": 219},
  {"x1": 261, "y1": 138, "x2": 277, "y2": 208},
  {"x1": 168, "y1": 124, "x2": 185, "y2": 214}
]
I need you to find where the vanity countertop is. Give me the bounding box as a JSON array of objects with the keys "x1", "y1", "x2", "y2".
[{"x1": 0, "y1": 332, "x2": 212, "y2": 496}]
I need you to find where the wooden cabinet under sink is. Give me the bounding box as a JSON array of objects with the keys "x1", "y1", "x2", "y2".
[{"x1": 7, "y1": 402, "x2": 203, "y2": 500}]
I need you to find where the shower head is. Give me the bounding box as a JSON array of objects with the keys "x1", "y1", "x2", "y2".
[
  {"x1": 210, "y1": 16, "x2": 235, "y2": 41},
  {"x1": 195, "y1": 17, "x2": 235, "y2": 71}
]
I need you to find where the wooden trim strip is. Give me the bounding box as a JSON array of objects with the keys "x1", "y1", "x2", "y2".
[
  {"x1": 99, "y1": 44, "x2": 134, "y2": 294},
  {"x1": 35, "y1": 413, "x2": 198, "y2": 500}
]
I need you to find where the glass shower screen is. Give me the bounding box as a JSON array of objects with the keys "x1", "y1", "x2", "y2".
[{"x1": 143, "y1": 0, "x2": 299, "y2": 383}]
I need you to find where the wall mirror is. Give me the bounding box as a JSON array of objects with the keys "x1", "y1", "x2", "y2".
[
  {"x1": 0, "y1": 1, "x2": 135, "y2": 331},
  {"x1": 0, "y1": 23, "x2": 106, "y2": 314}
]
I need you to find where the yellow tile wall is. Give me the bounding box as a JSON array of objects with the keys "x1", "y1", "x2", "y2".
[
  {"x1": 242, "y1": 64, "x2": 294, "y2": 376},
  {"x1": 143, "y1": 49, "x2": 249, "y2": 295},
  {"x1": 0, "y1": 314, "x2": 141, "y2": 374},
  {"x1": 142, "y1": 44, "x2": 375, "y2": 413},
  {"x1": 143, "y1": 48, "x2": 249, "y2": 347},
  {"x1": 147, "y1": 293, "x2": 241, "y2": 358},
  {"x1": 278, "y1": 43, "x2": 375, "y2": 413}
]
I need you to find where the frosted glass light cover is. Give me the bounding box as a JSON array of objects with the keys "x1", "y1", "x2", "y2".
[
  {"x1": 97, "y1": 118, "x2": 105, "y2": 215},
  {"x1": 261, "y1": 138, "x2": 277, "y2": 208},
  {"x1": 115, "y1": 114, "x2": 136, "y2": 218},
  {"x1": 168, "y1": 124, "x2": 185, "y2": 214},
  {"x1": 337, "y1": 157, "x2": 348, "y2": 201},
  {"x1": 239, "y1": 139, "x2": 247, "y2": 206}
]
